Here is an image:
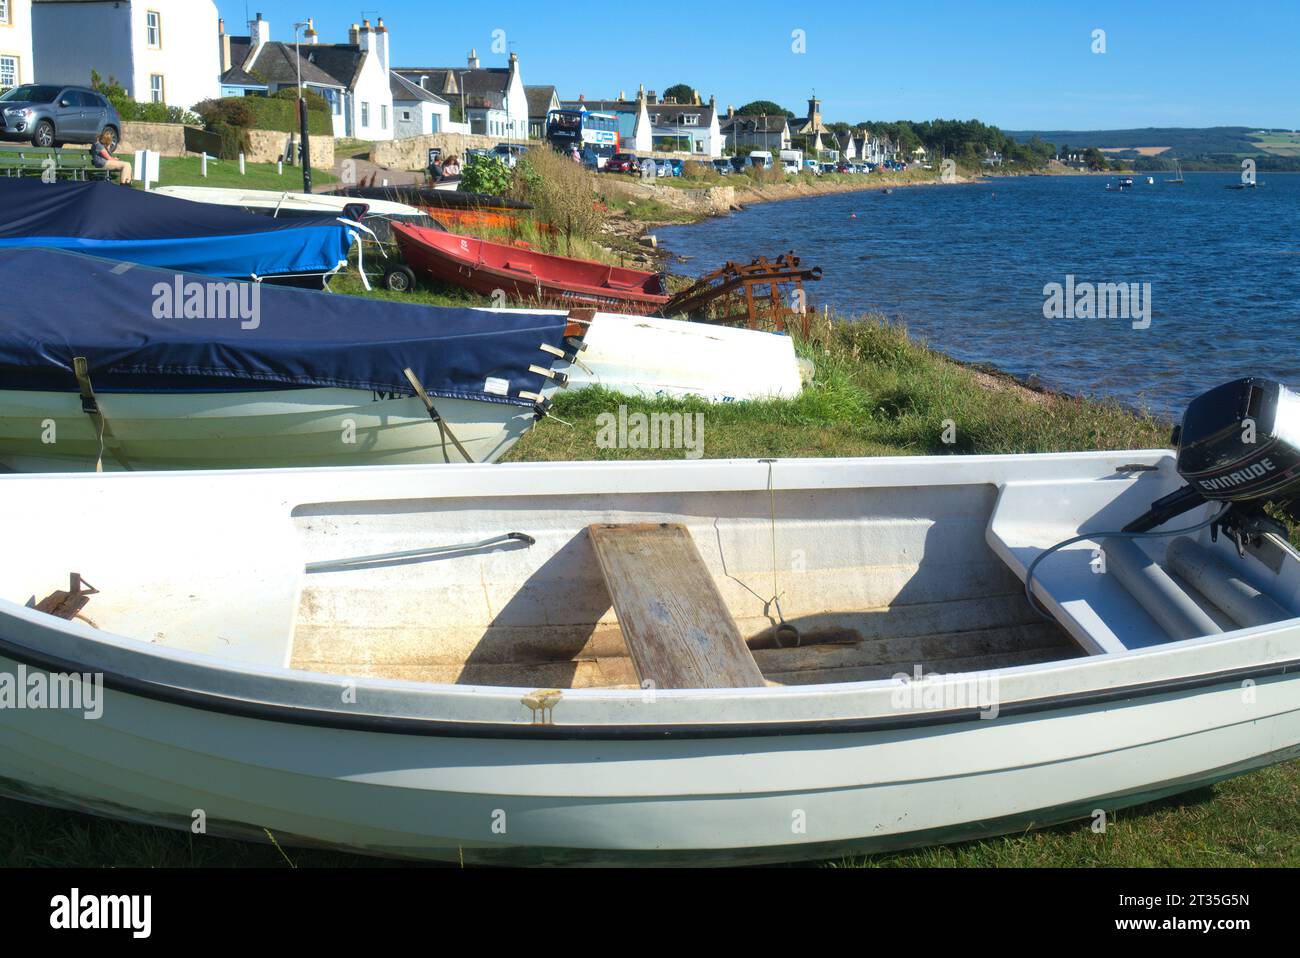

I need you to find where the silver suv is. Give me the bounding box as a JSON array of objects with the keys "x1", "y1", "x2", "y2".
[{"x1": 0, "y1": 84, "x2": 123, "y2": 149}]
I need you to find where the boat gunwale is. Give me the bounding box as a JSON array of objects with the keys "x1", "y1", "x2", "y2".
[
  {"x1": 5, "y1": 449, "x2": 1297, "y2": 737},
  {"x1": 0, "y1": 618, "x2": 1297, "y2": 739}
]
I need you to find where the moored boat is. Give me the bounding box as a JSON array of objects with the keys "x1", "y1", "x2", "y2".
[
  {"x1": 1, "y1": 445, "x2": 1297, "y2": 864},
  {"x1": 393, "y1": 222, "x2": 669, "y2": 312},
  {"x1": 0, "y1": 247, "x2": 578, "y2": 471}
]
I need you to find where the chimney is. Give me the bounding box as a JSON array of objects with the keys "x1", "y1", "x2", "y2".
[
  {"x1": 373, "y1": 19, "x2": 389, "y2": 71},
  {"x1": 647, "y1": 89, "x2": 657, "y2": 105},
  {"x1": 250, "y1": 12, "x2": 271, "y2": 56},
  {"x1": 468, "y1": 48, "x2": 480, "y2": 69},
  {"x1": 727, "y1": 104, "x2": 734, "y2": 119},
  {"x1": 304, "y1": 17, "x2": 317, "y2": 45},
  {"x1": 348, "y1": 22, "x2": 360, "y2": 45},
  {"x1": 218, "y1": 18, "x2": 232, "y2": 72},
  {"x1": 708, "y1": 94, "x2": 716, "y2": 111},
  {"x1": 619, "y1": 90, "x2": 625, "y2": 101}
]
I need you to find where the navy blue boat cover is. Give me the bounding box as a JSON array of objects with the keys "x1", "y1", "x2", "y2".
[
  {"x1": 0, "y1": 179, "x2": 355, "y2": 278},
  {"x1": 0, "y1": 248, "x2": 571, "y2": 406}
]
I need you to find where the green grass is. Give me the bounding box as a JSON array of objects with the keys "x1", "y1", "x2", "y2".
[
  {"x1": 147, "y1": 155, "x2": 338, "y2": 191},
  {"x1": 508, "y1": 312, "x2": 1168, "y2": 463}
]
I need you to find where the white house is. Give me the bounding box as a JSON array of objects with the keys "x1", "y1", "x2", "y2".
[
  {"x1": 647, "y1": 94, "x2": 722, "y2": 157},
  {"x1": 0, "y1": 0, "x2": 34, "y2": 90},
  {"x1": 31, "y1": 0, "x2": 219, "y2": 108},
  {"x1": 394, "y1": 49, "x2": 529, "y2": 142},
  {"x1": 391, "y1": 70, "x2": 449, "y2": 138},
  {"x1": 220, "y1": 15, "x2": 397, "y2": 141}
]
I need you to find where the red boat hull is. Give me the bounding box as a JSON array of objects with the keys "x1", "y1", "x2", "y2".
[{"x1": 392, "y1": 223, "x2": 668, "y2": 313}]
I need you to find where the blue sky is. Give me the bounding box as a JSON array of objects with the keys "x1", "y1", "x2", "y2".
[{"x1": 218, "y1": 0, "x2": 1299, "y2": 130}]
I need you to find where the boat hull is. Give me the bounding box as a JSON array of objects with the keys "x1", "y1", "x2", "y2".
[
  {"x1": 0, "y1": 650, "x2": 1296, "y2": 865},
  {"x1": 0, "y1": 388, "x2": 536, "y2": 470},
  {"x1": 394, "y1": 224, "x2": 669, "y2": 312}
]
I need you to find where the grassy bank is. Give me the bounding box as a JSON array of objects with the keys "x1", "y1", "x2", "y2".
[{"x1": 146, "y1": 156, "x2": 338, "y2": 191}]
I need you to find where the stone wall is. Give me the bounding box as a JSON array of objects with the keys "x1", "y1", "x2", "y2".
[
  {"x1": 117, "y1": 121, "x2": 334, "y2": 171},
  {"x1": 245, "y1": 129, "x2": 335, "y2": 170},
  {"x1": 601, "y1": 178, "x2": 737, "y2": 215},
  {"x1": 371, "y1": 132, "x2": 514, "y2": 170},
  {"x1": 119, "y1": 121, "x2": 192, "y2": 156}
]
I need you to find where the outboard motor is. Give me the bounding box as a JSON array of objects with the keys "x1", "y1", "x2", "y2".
[{"x1": 1125, "y1": 378, "x2": 1300, "y2": 553}]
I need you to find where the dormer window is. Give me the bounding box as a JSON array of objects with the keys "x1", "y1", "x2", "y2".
[{"x1": 682, "y1": 114, "x2": 699, "y2": 126}]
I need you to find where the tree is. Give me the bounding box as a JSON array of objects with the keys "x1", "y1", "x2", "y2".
[
  {"x1": 736, "y1": 100, "x2": 790, "y2": 117},
  {"x1": 662, "y1": 83, "x2": 696, "y2": 104},
  {"x1": 1083, "y1": 146, "x2": 1107, "y2": 170}
]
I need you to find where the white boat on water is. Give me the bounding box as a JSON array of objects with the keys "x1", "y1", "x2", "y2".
[{"x1": 2, "y1": 423, "x2": 1298, "y2": 862}]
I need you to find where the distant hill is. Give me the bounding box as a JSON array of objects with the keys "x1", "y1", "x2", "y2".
[{"x1": 1003, "y1": 126, "x2": 1300, "y2": 170}]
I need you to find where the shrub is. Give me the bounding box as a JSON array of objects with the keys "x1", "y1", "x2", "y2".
[
  {"x1": 511, "y1": 147, "x2": 606, "y2": 243},
  {"x1": 461, "y1": 154, "x2": 513, "y2": 195},
  {"x1": 89, "y1": 70, "x2": 200, "y2": 125}
]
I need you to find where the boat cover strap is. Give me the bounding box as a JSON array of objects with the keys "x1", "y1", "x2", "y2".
[
  {"x1": 72, "y1": 357, "x2": 131, "y2": 473},
  {"x1": 402, "y1": 367, "x2": 472, "y2": 462}
]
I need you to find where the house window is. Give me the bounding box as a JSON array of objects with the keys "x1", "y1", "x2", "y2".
[
  {"x1": 381, "y1": 105, "x2": 388, "y2": 129},
  {"x1": 682, "y1": 115, "x2": 700, "y2": 126},
  {"x1": 401, "y1": 110, "x2": 411, "y2": 122},
  {"x1": 146, "y1": 11, "x2": 161, "y2": 48},
  {"x1": 0, "y1": 56, "x2": 16, "y2": 89},
  {"x1": 0, "y1": 1, "x2": 10, "y2": 25},
  {"x1": 149, "y1": 74, "x2": 164, "y2": 103},
  {"x1": 360, "y1": 102, "x2": 370, "y2": 127}
]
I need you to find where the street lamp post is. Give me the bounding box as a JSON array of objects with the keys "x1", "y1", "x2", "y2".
[{"x1": 293, "y1": 20, "x2": 311, "y2": 193}]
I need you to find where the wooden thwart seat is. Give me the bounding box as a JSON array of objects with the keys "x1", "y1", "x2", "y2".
[{"x1": 587, "y1": 523, "x2": 765, "y2": 689}]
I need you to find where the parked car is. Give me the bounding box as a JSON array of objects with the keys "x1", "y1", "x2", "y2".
[
  {"x1": 803, "y1": 159, "x2": 821, "y2": 175},
  {"x1": 492, "y1": 143, "x2": 529, "y2": 168},
  {"x1": 711, "y1": 159, "x2": 731, "y2": 176},
  {"x1": 603, "y1": 152, "x2": 639, "y2": 173},
  {"x1": 729, "y1": 155, "x2": 747, "y2": 173},
  {"x1": 667, "y1": 158, "x2": 684, "y2": 177},
  {"x1": 0, "y1": 84, "x2": 122, "y2": 149}
]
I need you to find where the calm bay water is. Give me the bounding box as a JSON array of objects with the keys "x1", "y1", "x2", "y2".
[{"x1": 656, "y1": 172, "x2": 1300, "y2": 416}]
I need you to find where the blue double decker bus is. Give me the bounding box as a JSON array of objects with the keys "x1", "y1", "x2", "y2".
[{"x1": 545, "y1": 109, "x2": 621, "y2": 151}]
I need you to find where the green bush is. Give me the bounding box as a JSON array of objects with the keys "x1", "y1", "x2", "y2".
[
  {"x1": 460, "y1": 154, "x2": 512, "y2": 195},
  {"x1": 208, "y1": 120, "x2": 251, "y2": 160},
  {"x1": 193, "y1": 95, "x2": 329, "y2": 136},
  {"x1": 511, "y1": 147, "x2": 606, "y2": 242},
  {"x1": 89, "y1": 70, "x2": 200, "y2": 125}
]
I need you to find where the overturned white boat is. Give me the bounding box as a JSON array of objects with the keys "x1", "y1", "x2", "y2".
[
  {"x1": 481, "y1": 307, "x2": 809, "y2": 402},
  {"x1": 0, "y1": 248, "x2": 578, "y2": 471},
  {"x1": 1, "y1": 382, "x2": 1298, "y2": 864},
  {"x1": 151, "y1": 184, "x2": 431, "y2": 245}
]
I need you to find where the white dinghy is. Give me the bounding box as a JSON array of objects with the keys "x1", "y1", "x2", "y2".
[
  {"x1": 479, "y1": 307, "x2": 809, "y2": 402},
  {"x1": 2, "y1": 406, "x2": 1299, "y2": 862}
]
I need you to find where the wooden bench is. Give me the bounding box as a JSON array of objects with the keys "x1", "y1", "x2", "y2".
[
  {"x1": 587, "y1": 522, "x2": 766, "y2": 689},
  {"x1": 0, "y1": 146, "x2": 112, "y2": 181}
]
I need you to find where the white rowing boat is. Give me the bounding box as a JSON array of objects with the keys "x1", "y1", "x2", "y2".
[
  {"x1": 151, "y1": 185, "x2": 424, "y2": 222},
  {"x1": 2, "y1": 450, "x2": 1297, "y2": 864},
  {"x1": 480, "y1": 308, "x2": 809, "y2": 402}
]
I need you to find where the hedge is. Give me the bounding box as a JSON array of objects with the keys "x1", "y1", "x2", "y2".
[{"x1": 238, "y1": 96, "x2": 332, "y2": 136}]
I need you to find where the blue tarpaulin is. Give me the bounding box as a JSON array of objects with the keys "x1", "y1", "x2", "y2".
[
  {"x1": 0, "y1": 179, "x2": 356, "y2": 279},
  {"x1": 0, "y1": 247, "x2": 570, "y2": 405}
]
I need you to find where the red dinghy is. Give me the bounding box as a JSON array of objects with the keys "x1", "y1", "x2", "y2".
[{"x1": 392, "y1": 223, "x2": 669, "y2": 312}]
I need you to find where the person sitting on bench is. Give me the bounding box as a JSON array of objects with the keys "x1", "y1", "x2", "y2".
[{"x1": 91, "y1": 129, "x2": 132, "y2": 184}]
